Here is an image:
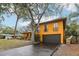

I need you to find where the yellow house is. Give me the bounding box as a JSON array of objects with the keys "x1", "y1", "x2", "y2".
[
  {"x1": 35, "y1": 17, "x2": 66, "y2": 44},
  {"x1": 22, "y1": 17, "x2": 66, "y2": 44}
]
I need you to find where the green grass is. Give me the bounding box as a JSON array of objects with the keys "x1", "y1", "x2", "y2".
[{"x1": 0, "y1": 39, "x2": 31, "y2": 51}]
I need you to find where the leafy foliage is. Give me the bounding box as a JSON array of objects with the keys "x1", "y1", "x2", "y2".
[
  {"x1": 65, "y1": 20, "x2": 79, "y2": 36},
  {"x1": 0, "y1": 26, "x2": 19, "y2": 34}
]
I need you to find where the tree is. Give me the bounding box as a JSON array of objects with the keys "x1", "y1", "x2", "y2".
[
  {"x1": 0, "y1": 4, "x2": 10, "y2": 33},
  {"x1": 65, "y1": 20, "x2": 79, "y2": 43},
  {"x1": 67, "y1": 20, "x2": 78, "y2": 35},
  {"x1": 21, "y1": 3, "x2": 69, "y2": 42},
  {"x1": 0, "y1": 4, "x2": 5, "y2": 23},
  {"x1": 20, "y1": 3, "x2": 49, "y2": 42},
  {"x1": 2, "y1": 26, "x2": 14, "y2": 34},
  {"x1": 67, "y1": 4, "x2": 79, "y2": 22},
  {"x1": 3, "y1": 3, "x2": 29, "y2": 38}
]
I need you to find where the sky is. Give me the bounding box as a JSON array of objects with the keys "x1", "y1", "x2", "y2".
[
  {"x1": 2, "y1": 14, "x2": 17, "y2": 27},
  {"x1": 1, "y1": 4, "x2": 78, "y2": 28}
]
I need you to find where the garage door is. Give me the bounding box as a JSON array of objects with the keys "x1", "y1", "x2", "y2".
[{"x1": 43, "y1": 34, "x2": 61, "y2": 45}]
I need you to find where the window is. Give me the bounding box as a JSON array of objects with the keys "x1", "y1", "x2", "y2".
[
  {"x1": 53, "y1": 23, "x2": 58, "y2": 31},
  {"x1": 44, "y1": 24, "x2": 48, "y2": 32}
]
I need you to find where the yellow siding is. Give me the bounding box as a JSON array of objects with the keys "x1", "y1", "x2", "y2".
[{"x1": 36, "y1": 20, "x2": 64, "y2": 44}]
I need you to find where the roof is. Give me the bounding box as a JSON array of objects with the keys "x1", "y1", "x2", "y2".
[{"x1": 38, "y1": 17, "x2": 67, "y2": 25}]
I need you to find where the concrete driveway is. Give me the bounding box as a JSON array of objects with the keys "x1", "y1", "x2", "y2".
[{"x1": 0, "y1": 44, "x2": 58, "y2": 56}]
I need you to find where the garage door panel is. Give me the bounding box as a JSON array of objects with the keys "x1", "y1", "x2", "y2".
[{"x1": 43, "y1": 34, "x2": 61, "y2": 44}]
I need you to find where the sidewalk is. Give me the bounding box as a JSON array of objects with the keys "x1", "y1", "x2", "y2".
[{"x1": 53, "y1": 44, "x2": 79, "y2": 56}]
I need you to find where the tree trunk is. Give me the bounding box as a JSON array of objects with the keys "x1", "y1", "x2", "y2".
[
  {"x1": 30, "y1": 21, "x2": 35, "y2": 42},
  {"x1": 31, "y1": 29, "x2": 35, "y2": 42},
  {"x1": 14, "y1": 17, "x2": 19, "y2": 39},
  {"x1": 27, "y1": 7, "x2": 35, "y2": 43}
]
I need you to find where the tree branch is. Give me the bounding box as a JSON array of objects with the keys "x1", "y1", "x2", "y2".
[{"x1": 35, "y1": 4, "x2": 49, "y2": 31}]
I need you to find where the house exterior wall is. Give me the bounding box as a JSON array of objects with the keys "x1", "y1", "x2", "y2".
[
  {"x1": 36, "y1": 20, "x2": 65, "y2": 44},
  {"x1": 22, "y1": 32, "x2": 31, "y2": 40}
]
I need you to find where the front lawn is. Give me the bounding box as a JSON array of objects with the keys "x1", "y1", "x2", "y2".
[{"x1": 0, "y1": 39, "x2": 32, "y2": 51}]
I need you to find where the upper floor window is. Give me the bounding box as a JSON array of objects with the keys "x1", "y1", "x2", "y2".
[
  {"x1": 53, "y1": 23, "x2": 58, "y2": 31},
  {"x1": 44, "y1": 24, "x2": 48, "y2": 32}
]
